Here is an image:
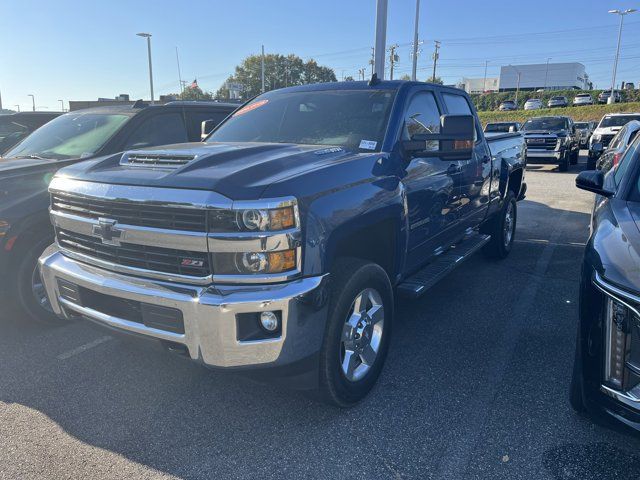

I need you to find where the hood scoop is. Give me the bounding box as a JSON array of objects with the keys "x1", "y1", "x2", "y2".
[{"x1": 120, "y1": 151, "x2": 196, "y2": 169}]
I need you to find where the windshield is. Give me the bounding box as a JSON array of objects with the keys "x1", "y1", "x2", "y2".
[
  {"x1": 551, "y1": 96, "x2": 565, "y2": 101},
  {"x1": 485, "y1": 123, "x2": 514, "y2": 133},
  {"x1": 208, "y1": 89, "x2": 396, "y2": 151},
  {"x1": 3, "y1": 112, "x2": 129, "y2": 160},
  {"x1": 522, "y1": 118, "x2": 568, "y2": 131},
  {"x1": 574, "y1": 122, "x2": 588, "y2": 129},
  {"x1": 599, "y1": 115, "x2": 640, "y2": 128}
]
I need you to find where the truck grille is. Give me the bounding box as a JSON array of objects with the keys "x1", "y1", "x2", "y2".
[
  {"x1": 525, "y1": 137, "x2": 558, "y2": 150},
  {"x1": 51, "y1": 192, "x2": 206, "y2": 232},
  {"x1": 56, "y1": 229, "x2": 211, "y2": 277}
]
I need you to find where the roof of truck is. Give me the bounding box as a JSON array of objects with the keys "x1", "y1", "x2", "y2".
[
  {"x1": 60, "y1": 102, "x2": 239, "y2": 117},
  {"x1": 271, "y1": 79, "x2": 466, "y2": 95}
]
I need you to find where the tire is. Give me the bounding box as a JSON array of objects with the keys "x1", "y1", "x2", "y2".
[
  {"x1": 483, "y1": 191, "x2": 517, "y2": 259},
  {"x1": 570, "y1": 148, "x2": 579, "y2": 165},
  {"x1": 317, "y1": 258, "x2": 393, "y2": 407},
  {"x1": 558, "y1": 151, "x2": 569, "y2": 172},
  {"x1": 11, "y1": 234, "x2": 61, "y2": 324},
  {"x1": 569, "y1": 339, "x2": 587, "y2": 414}
]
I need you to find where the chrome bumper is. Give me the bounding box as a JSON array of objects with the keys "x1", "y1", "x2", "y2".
[
  {"x1": 526, "y1": 150, "x2": 562, "y2": 159},
  {"x1": 39, "y1": 245, "x2": 328, "y2": 369}
]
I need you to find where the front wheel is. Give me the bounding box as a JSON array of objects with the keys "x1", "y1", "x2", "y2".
[
  {"x1": 483, "y1": 191, "x2": 517, "y2": 259},
  {"x1": 13, "y1": 234, "x2": 61, "y2": 324},
  {"x1": 558, "y1": 151, "x2": 569, "y2": 172},
  {"x1": 317, "y1": 258, "x2": 393, "y2": 407}
]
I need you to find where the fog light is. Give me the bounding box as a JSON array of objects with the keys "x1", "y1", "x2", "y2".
[{"x1": 260, "y1": 311, "x2": 279, "y2": 332}]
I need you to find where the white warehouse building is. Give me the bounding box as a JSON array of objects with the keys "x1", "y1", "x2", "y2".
[
  {"x1": 499, "y1": 62, "x2": 591, "y2": 91},
  {"x1": 460, "y1": 77, "x2": 499, "y2": 94}
]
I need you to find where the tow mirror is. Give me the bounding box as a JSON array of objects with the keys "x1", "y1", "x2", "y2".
[
  {"x1": 201, "y1": 119, "x2": 216, "y2": 141},
  {"x1": 575, "y1": 170, "x2": 614, "y2": 197},
  {"x1": 402, "y1": 114, "x2": 475, "y2": 160}
]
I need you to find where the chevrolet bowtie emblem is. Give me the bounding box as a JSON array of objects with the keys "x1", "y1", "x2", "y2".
[{"x1": 92, "y1": 218, "x2": 124, "y2": 246}]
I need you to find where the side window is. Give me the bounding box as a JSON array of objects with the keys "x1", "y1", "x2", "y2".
[
  {"x1": 402, "y1": 91, "x2": 441, "y2": 151},
  {"x1": 123, "y1": 113, "x2": 188, "y2": 149},
  {"x1": 614, "y1": 138, "x2": 638, "y2": 186},
  {"x1": 628, "y1": 129, "x2": 639, "y2": 145},
  {"x1": 442, "y1": 93, "x2": 479, "y2": 141},
  {"x1": 610, "y1": 127, "x2": 626, "y2": 150},
  {"x1": 185, "y1": 110, "x2": 230, "y2": 141}
]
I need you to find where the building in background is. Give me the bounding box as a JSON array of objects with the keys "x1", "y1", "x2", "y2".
[
  {"x1": 460, "y1": 77, "x2": 499, "y2": 94},
  {"x1": 499, "y1": 63, "x2": 591, "y2": 91},
  {"x1": 68, "y1": 94, "x2": 178, "y2": 111}
]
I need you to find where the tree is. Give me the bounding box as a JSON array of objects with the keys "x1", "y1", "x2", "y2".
[
  {"x1": 215, "y1": 53, "x2": 337, "y2": 100},
  {"x1": 399, "y1": 74, "x2": 412, "y2": 81},
  {"x1": 344, "y1": 76, "x2": 355, "y2": 82},
  {"x1": 426, "y1": 76, "x2": 444, "y2": 85},
  {"x1": 178, "y1": 85, "x2": 213, "y2": 101}
]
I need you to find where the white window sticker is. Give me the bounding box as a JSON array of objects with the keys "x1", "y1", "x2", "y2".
[{"x1": 359, "y1": 140, "x2": 377, "y2": 150}]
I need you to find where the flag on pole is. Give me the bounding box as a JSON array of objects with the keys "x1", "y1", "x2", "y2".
[{"x1": 189, "y1": 79, "x2": 198, "y2": 89}]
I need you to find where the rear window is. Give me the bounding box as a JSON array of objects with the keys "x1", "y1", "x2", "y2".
[
  {"x1": 485, "y1": 123, "x2": 514, "y2": 133},
  {"x1": 551, "y1": 96, "x2": 565, "y2": 100}
]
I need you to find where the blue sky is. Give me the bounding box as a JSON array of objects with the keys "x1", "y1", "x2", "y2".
[{"x1": 2, "y1": 0, "x2": 640, "y2": 111}]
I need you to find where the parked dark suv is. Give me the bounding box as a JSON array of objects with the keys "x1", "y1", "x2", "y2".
[
  {"x1": 0, "y1": 101, "x2": 236, "y2": 323},
  {"x1": 0, "y1": 111, "x2": 63, "y2": 154},
  {"x1": 572, "y1": 133, "x2": 640, "y2": 434}
]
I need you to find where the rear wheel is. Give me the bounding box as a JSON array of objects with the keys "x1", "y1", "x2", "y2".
[
  {"x1": 317, "y1": 258, "x2": 393, "y2": 407},
  {"x1": 483, "y1": 191, "x2": 516, "y2": 259}
]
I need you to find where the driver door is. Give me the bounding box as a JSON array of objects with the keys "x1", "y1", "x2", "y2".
[{"x1": 401, "y1": 89, "x2": 461, "y2": 272}]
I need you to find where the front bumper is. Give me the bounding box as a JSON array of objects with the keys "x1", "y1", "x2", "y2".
[
  {"x1": 525, "y1": 150, "x2": 563, "y2": 160},
  {"x1": 39, "y1": 245, "x2": 329, "y2": 370}
]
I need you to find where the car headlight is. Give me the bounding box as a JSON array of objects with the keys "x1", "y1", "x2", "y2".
[
  {"x1": 603, "y1": 297, "x2": 636, "y2": 389},
  {"x1": 208, "y1": 198, "x2": 301, "y2": 280}
]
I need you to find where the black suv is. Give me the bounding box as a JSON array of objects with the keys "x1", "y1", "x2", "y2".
[
  {"x1": 0, "y1": 111, "x2": 63, "y2": 154},
  {"x1": 0, "y1": 101, "x2": 236, "y2": 322}
]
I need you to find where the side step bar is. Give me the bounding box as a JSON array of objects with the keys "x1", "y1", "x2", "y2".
[{"x1": 397, "y1": 233, "x2": 491, "y2": 298}]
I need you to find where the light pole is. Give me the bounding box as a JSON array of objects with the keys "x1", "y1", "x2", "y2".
[
  {"x1": 483, "y1": 60, "x2": 489, "y2": 93},
  {"x1": 374, "y1": 0, "x2": 388, "y2": 79},
  {"x1": 508, "y1": 66, "x2": 521, "y2": 106},
  {"x1": 58, "y1": 99, "x2": 64, "y2": 111},
  {"x1": 136, "y1": 32, "x2": 155, "y2": 104},
  {"x1": 607, "y1": 9, "x2": 636, "y2": 104},
  {"x1": 411, "y1": 0, "x2": 420, "y2": 81},
  {"x1": 27, "y1": 94, "x2": 35, "y2": 111},
  {"x1": 543, "y1": 57, "x2": 551, "y2": 90},
  {"x1": 14, "y1": 104, "x2": 20, "y2": 112}
]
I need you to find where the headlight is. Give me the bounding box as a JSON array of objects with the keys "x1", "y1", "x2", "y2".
[
  {"x1": 0, "y1": 220, "x2": 9, "y2": 237},
  {"x1": 209, "y1": 205, "x2": 296, "y2": 232},
  {"x1": 604, "y1": 297, "x2": 634, "y2": 389},
  {"x1": 208, "y1": 197, "x2": 301, "y2": 280}
]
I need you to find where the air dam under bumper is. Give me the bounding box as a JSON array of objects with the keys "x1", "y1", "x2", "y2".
[{"x1": 39, "y1": 244, "x2": 329, "y2": 369}]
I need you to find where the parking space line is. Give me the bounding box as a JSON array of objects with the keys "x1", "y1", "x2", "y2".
[{"x1": 57, "y1": 336, "x2": 113, "y2": 360}]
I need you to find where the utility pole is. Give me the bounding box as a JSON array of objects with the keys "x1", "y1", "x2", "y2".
[
  {"x1": 136, "y1": 33, "x2": 154, "y2": 104},
  {"x1": 28, "y1": 94, "x2": 35, "y2": 111},
  {"x1": 608, "y1": 9, "x2": 637, "y2": 104},
  {"x1": 483, "y1": 60, "x2": 489, "y2": 92},
  {"x1": 358, "y1": 68, "x2": 366, "y2": 81},
  {"x1": 543, "y1": 57, "x2": 551, "y2": 90},
  {"x1": 374, "y1": 0, "x2": 388, "y2": 79},
  {"x1": 431, "y1": 40, "x2": 441, "y2": 82},
  {"x1": 515, "y1": 71, "x2": 521, "y2": 106},
  {"x1": 14, "y1": 105, "x2": 20, "y2": 112},
  {"x1": 176, "y1": 47, "x2": 184, "y2": 94},
  {"x1": 369, "y1": 47, "x2": 375, "y2": 77},
  {"x1": 388, "y1": 44, "x2": 399, "y2": 80},
  {"x1": 261, "y1": 45, "x2": 265, "y2": 93},
  {"x1": 411, "y1": 0, "x2": 420, "y2": 81}
]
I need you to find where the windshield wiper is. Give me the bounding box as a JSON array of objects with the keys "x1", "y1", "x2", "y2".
[{"x1": 11, "y1": 154, "x2": 48, "y2": 160}]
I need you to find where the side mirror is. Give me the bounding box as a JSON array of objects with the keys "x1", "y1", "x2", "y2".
[
  {"x1": 575, "y1": 170, "x2": 614, "y2": 197},
  {"x1": 201, "y1": 119, "x2": 216, "y2": 141},
  {"x1": 402, "y1": 114, "x2": 475, "y2": 160}
]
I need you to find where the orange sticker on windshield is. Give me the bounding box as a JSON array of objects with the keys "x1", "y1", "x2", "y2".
[{"x1": 233, "y1": 99, "x2": 269, "y2": 117}]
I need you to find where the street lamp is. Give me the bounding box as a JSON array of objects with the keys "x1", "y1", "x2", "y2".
[
  {"x1": 136, "y1": 32, "x2": 155, "y2": 105},
  {"x1": 58, "y1": 99, "x2": 64, "y2": 112},
  {"x1": 27, "y1": 94, "x2": 35, "y2": 111},
  {"x1": 607, "y1": 9, "x2": 637, "y2": 104},
  {"x1": 543, "y1": 57, "x2": 551, "y2": 90},
  {"x1": 508, "y1": 65, "x2": 521, "y2": 106}
]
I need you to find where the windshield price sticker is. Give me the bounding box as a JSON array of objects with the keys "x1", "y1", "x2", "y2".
[
  {"x1": 359, "y1": 140, "x2": 377, "y2": 150},
  {"x1": 233, "y1": 99, "x2": 269, "y2": 117}
]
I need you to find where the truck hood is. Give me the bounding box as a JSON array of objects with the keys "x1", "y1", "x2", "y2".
[
  {"x1": 56, "y1": 142, "x2": 370, "y2": 200},
  {"x1": 523, "y1": 130, "x2": 558, "y2": 136},
  {"x1": 594, "y1": 127, "x2": 622, "y2": 136}
]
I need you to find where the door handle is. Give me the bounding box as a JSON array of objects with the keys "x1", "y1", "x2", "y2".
[{"x1": 447, "y1": 163, "x2": 462, "y2": 174}]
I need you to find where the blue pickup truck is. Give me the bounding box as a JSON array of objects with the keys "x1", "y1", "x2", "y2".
[{"x1": 39, "y1": 80, "x2": 526, "y2": 406}]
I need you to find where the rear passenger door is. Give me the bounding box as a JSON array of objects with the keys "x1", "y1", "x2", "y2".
[
  {"x1": 184, "y1": 109, "x2": 232, "y2": 142},
  {"x1": 441, "y1": 91, "x2": 491, "y2": 230}
]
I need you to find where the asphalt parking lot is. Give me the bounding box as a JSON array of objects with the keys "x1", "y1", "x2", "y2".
[{"x1": 1, "y1": 152, "x2": 640, "y2": 480}]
